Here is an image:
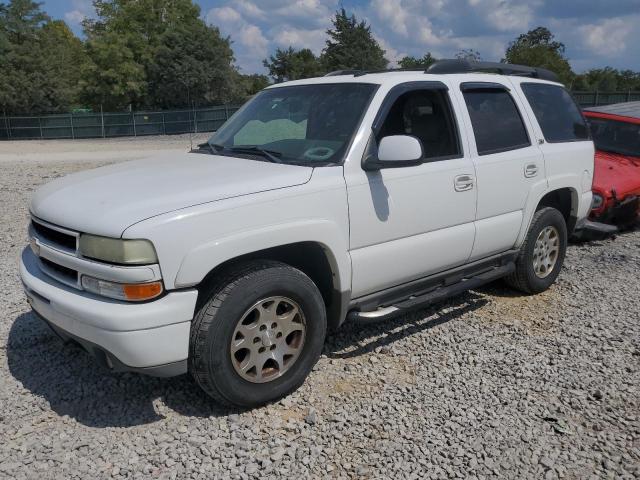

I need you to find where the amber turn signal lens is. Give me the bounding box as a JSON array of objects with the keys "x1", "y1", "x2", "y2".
[{"x1": 122, "y1": 282, "x2": 163, "y2": 301}]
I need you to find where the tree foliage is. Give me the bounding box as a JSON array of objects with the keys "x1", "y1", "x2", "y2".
[
  {"x1": 2, "y1": 1, "x2": 640, "y2": 117},
  {"x1": 263, "y1": 47, "x2": 322, "y2": 82},
  {"x1": 239, "y1": 74, "x2": 270, "y2": 96},
  {"x1": 504, "y1": 26, "x2": 573, "y2": 85},
  {"x1": 262, "y1": 9, "x2": 389, "y2": 82},
  {"x1": 455, "y1": 49, "x2": 482, "y2": 62},
  {"x1": 0, "y1": 0, "x2": 87, "y2": 114},
  {"x1": 572, "y1": 67, "x2": 640, "y2": 91},
  {"x1": 398, "y1": 53, "x2": 437, "y2": 69},
  {"x1": 81, "y1": 0, "x2": 240, "y2": 110},
  {"x1": 322, "y1": 8, "x2": 388, "y2": 72}
]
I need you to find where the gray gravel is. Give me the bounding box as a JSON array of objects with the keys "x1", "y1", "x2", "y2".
[{"x1": 1, "y1": 143, "x2": 639, "y2": 479}]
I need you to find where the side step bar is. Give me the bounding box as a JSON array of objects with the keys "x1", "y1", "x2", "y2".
[{"x1": 348, "y1": 262, "x2": 514, "y2": 323}]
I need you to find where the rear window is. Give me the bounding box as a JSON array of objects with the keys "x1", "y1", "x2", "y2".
[
  {"x1": 521, "y1": 83, "x2": 589, "y2": 143},
  {"x1": 462, "y1": 88, "x2": 530, "y2": 155}
]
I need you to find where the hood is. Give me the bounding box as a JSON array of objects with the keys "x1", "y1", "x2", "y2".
[
  {"x1": 31, "y1": 152, "x2": 313, "y2": 237},
  {"x1": 593, "y1": 150, "x2": 640, "y2": 198}
]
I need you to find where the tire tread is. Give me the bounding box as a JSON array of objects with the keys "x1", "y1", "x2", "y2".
[
  {"x1": 505, "y1": 207, "x2": 566, "y2": 294},
  {"x1": 189, "y1": 260, "x2": 322, "y2": 407}
]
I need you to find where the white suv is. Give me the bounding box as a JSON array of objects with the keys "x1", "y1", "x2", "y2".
[{"x1": 20, "y1": 60, "x2": 594, "y2": 407}]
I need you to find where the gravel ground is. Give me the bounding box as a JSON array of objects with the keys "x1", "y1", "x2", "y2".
[{"x1": 1, "y1": 139, "x2": 639, "y2": 479}]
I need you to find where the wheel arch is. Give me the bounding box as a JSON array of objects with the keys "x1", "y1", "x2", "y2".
[
  {"x1": 536, "y1": 187, "x2": 578, "y2": 232},
  {"x1": 192, "y1": 241, "x2": 350, "y2": 331},
  {"x1": 517, "y1": 186, "x2": 579, "y2": 247}
]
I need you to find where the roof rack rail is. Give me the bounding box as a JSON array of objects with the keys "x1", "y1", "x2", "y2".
[
  {"x1": 324, "y1": 70, "x2": 363, "y2": 76},
  {"x1": 426, "y1": 59, "x2": 559, "y2": 82},
  {"x1": 324, "y1": 68, "x2": 428, "y2": 77}
]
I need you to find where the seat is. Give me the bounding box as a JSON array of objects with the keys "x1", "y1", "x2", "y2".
[{"x1": 403, "y1": 94, "x2": 450, "y2": 158}]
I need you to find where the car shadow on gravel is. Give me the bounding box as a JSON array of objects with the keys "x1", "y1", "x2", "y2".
[
  {"x1": 7, "y1": 312, "x2": 239, "y2": 428},
  {"x1": 325, "y1": 292, "x2": 489, "y2": 359}
]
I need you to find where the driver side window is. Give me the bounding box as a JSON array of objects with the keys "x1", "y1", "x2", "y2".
[{"x1": 377, "y1": 89, "x2": 461, "y2": 160}]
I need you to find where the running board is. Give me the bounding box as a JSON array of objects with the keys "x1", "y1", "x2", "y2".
[{"x1": 348, "y1": 262, "x2": 514, "y2": 323}]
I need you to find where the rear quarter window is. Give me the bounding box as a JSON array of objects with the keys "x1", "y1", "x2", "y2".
[{"x1": 521, "y1": 83, "x2": 589, "y2": 143}]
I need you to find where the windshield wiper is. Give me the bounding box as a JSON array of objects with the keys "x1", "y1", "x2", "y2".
[
  {"x1": 228, "y1": 146, "x2": 283, "y2": 164},
  {"x1": 196, "y1": 142, "x2": 225, "y2": 155}
]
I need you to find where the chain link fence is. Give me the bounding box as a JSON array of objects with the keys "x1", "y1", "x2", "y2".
[
  {"x1": 0, "y1": 105, "x2": 241, "y2": 140},
  {"x1": 2, "y1": 91, "x2": 640, "y2": 141},
  {"x1": 573, "y1": 91, "x2": 640, "y2": 108}
]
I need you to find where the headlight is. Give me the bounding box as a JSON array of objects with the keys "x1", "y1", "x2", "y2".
[
  {"x1": 591, "y1": 193, "x2": 604, "y2": 210},
  {"x1": 79, "y1": 234, "x2": 158, "y2": 265},
  {"x1": 82, "y1": 276, "x2": 163, "y2": 301}
]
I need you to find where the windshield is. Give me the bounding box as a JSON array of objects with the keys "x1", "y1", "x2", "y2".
[
  {"x1": 589, "y1": 117, "x2": 640, "y2": 157},
  {"x1": 208, "y1": 83, "x2": 377, "y2": 165}
]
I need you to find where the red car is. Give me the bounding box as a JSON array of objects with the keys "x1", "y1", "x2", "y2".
[{"x1": 583, "y1": 102, "x2": 640, "y2": 228}]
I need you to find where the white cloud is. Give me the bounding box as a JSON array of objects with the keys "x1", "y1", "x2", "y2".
[
  {"x1": 239, "y1": 24, "x2": 269, "y2": 56},
  {"x1": 64, "y1": 0, "x2": 94, "y2": 27},
  {"x1": 375, "y1": 35, "x2": 407, "y2": 67},
  {"x1": 469, "y1": 0, "x2": 537, "y2": 32},
  {"x1": 273, "y1": 28, "x2": 327, "y2": 54},
  {"x1": 64, "y1": 10, "x2": 85, "y2": 25},
  {"x1": 204, "y1": 0, "x2": 640, "y2": 74},
  {"x1": 206, "y1": 6, "x2": 242, "y2": 24},
  {"x1": 235, "y1": 0, "x2": 267, "y2": 20},
  {"x1": 579, "y1": 17, "x2": 634, "y2": 57},
  {"x1": 372, "y1": 0, "x2": 409, "y2": 36}
]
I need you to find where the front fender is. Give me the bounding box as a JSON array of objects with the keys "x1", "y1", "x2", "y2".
[{"x1": 174, "y1": 219, "x2": 351, "y2": 291}]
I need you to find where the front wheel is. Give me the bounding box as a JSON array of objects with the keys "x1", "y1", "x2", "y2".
[
  {"x1": 505, "y1": 207, "x2": 568, "y2": 294},
  {"x1": 189, "y1": 260, "x2": 327, "y2": 408}
]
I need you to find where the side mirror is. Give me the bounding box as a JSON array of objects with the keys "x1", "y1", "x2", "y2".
[{"x1": 363, "y1": 135, "x2": 424, "y2": 171}]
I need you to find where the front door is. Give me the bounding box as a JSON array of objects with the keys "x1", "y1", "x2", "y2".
[{"x1": 346, "y1": 82, "x2": 477, "y2": 298}]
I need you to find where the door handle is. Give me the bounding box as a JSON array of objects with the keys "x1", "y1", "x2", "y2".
[
  {"x1": 524, "y1": 163, "x2": 538, "y2": 178},
  {"x1": 454, "y1": 174, "x2": 474, "y2": 192}
]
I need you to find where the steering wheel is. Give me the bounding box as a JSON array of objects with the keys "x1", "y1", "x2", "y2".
[{"x1": 303, "y1": 146, "x2": 335, "y2": 161}]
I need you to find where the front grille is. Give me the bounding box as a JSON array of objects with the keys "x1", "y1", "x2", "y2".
[
  {"x1": 40, "y1": 257, "x2": 79, "y2": 285},
  {"x1": 31, "y1": 220, "x2": 77, "y2": 251}
]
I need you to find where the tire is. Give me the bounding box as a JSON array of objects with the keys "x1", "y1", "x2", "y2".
[
  {"x1": 189, "y1": 260, "x2": 327, "y2": 408},
  {"x1": 505, "y1": 207, "x2": 568, "y2": 294}
]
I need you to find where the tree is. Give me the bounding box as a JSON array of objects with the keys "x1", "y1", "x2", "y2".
[
  {"x1": 455, "y1": 49, "x2": 481, "y2": 62},
  {"x1": 573, "y1": 67, "x2": 640, "y2": 91},
  {"x1": 39, "y1": 21, "x2": 88, "y2": 110},
  {"x1": 239, "y1": 73, "x2": 270, "y2": 96},
  {"x1": 398, "y1": 53, "x2": 437, "y2": 69},
  {"x1": 263, "y1": 47, "x2": 322, "y2": 82},
  {"x1": 82, "y1": 0, "x2": 239, "y2": 110},
  {"x1": 0, "y1": 0, "x2": 87, "y2": 114},
  {"x1": 79, "y1": 31, "x2": 146, "y2": 110},
  {"x1": 146, "y1": 23, "x2": 237, "y2": 108},
  {"x1": 504, "y1": 27, "x2": 573, "y2": 85},
  {"x1": 321, "y1": 8, "x2": 388, "y2": 72}
]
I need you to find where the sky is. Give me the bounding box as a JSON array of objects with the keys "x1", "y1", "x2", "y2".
[{"x1": 43, "y1": 0, "x2": 640, "y2": 74}]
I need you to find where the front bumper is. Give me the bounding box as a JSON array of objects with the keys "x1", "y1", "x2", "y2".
[{"x1": 19, "y1": 247, "x2": 198, "y2": 376}]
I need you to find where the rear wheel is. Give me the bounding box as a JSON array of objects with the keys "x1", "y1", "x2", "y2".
[
  {"x1": 506, "y1": 207, "x2": 567, "y2": 294},
  {"x1": 189, "y1": 260, "x2": 326, "y2": 408}
]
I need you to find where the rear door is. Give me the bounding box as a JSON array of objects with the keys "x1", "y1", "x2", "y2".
[{"x1": 453, "y1": 80, "x2": 546, "y2": 261}]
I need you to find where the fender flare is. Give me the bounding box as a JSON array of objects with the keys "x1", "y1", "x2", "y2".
[{"x1": 515, "y1": 182, "x2": 580, "y2": 247}]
